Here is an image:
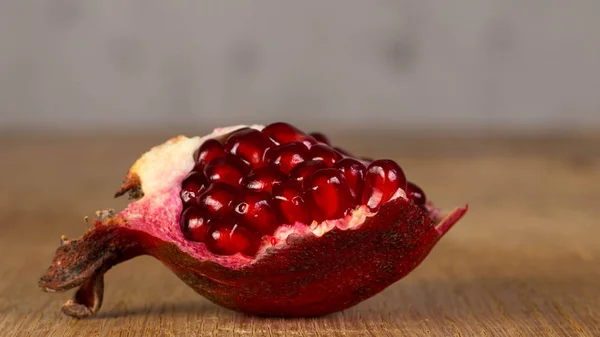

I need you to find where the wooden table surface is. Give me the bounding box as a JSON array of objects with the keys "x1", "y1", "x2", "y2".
[{"x1": 1, "y1": 131, "x2": 599, "y2": 337}]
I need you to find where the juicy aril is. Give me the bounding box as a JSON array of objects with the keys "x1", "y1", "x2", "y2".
[{"x1": 39, "y1": 122, "x2": 467, "y2": 318}]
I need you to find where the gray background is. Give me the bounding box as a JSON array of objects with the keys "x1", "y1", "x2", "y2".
[{"x1": 1, "y1": 1, "x2": 599, "y2": 131}]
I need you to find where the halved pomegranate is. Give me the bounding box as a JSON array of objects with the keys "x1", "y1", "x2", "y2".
[{"x1": 39, "y1": 122, "x2": 467, "y2": 318}]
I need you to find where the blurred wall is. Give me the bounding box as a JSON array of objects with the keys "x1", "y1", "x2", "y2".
[{"x1": 1, "y1": 1, "x2": 599, "y2": 131}]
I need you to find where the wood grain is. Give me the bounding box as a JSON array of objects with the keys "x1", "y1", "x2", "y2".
[{"x1": 1, "y1": 132, "x2": 599, "y2": 337}]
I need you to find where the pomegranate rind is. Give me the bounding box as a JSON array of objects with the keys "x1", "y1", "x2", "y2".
[
  {"x1": 39, "y1": 199, "x2": 466, "y2": 317},
  {"x1": 161, "y1": 199, "x2": 467, "y2": 317},
  {"x1": 39, "y1": 124, "x2": 468, "y2": 318}
]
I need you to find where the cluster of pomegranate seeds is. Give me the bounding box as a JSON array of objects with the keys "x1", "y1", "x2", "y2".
[{"x1": 179, "y1": 122, "x2": 428, "y2": 256}]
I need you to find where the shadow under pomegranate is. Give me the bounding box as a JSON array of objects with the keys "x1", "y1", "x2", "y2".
[{"x1": 39, "y1": 123, "x2": 468, "y2": 318}]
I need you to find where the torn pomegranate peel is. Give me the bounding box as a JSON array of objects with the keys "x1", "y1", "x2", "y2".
[{"x1": 39, "y1": 122, "x2": 468, "y2": 318}]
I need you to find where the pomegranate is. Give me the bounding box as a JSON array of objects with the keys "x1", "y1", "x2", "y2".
[{"x1": 39, "y1": 122, "x2": 467, "y2": 318}]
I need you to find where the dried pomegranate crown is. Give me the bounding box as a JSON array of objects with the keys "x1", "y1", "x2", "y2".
[{"x1": 40, "y1": 122, "x2": 467, "y2": 318}]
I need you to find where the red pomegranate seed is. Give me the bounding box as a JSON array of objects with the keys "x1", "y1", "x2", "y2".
[
  {"x1": 197, "y1": 183, "x2": 236, "y2": 216},
  {"x1": 180, "y1": 206, "x2": 214, "y2": 242},
  {"x1": 333, "y1": 158, "x2": 366, "y2": 202},
  {"x1": 194, "y1": 139, "x2": 226, "y2": 170},
  {"x1": 309, "y1": 132, "x2": 330, "y2": 145},
  {"x1": 289, "y1": 160, "x2": 329, "y2": 182},
  {"x1": 310, "y1": 144, "x2": 343, "y2": 167},
  {"x1": 406, "y1": 181, "x2": 427, "y2": 206},
  {"x1": 306, "y1": 168, "x2": 355, "y2": 222},
  {"x1": 224, "y1": 128, "x2": 275, "y2": 168},
  {"x1": 234, "y1": 191, "x2": 279, "y2": 235},
  {"x1": 204, "y1": 219, "x2": 260, "y2": 256},
  {"x1": 361, "y1": 159, "x2": 407, "y2": 211},
  {"x1": 204, "y1": 154, "x2": 250, "y2": 187},
  {"x1": 180, "y1": 171, "x2": 208, "y2": 206},
  {"x1": 271, "y1": 180, "x2": 312, "y2": 225},
  {"x1": 265, "y1": 142, "x2": 310, "y2": 174},
  {"x1": 241, "y1": 166, "x2": 285, "y2": 192},
  {"x1": 261, "y1": 122, "x2": 317, "y2": 148}
]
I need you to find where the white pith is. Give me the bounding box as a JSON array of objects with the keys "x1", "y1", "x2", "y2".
[{"x1": 121, "y1": 124, "x2": 408, "y2": 262}]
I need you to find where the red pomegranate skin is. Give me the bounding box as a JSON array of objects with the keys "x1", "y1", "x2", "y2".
[
  {"x1": 40, "y1": 196, "x2": 466, "y2": 318},
  {"x1": 38, "y1": 125, "x2": 467, "y2": 318}
]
